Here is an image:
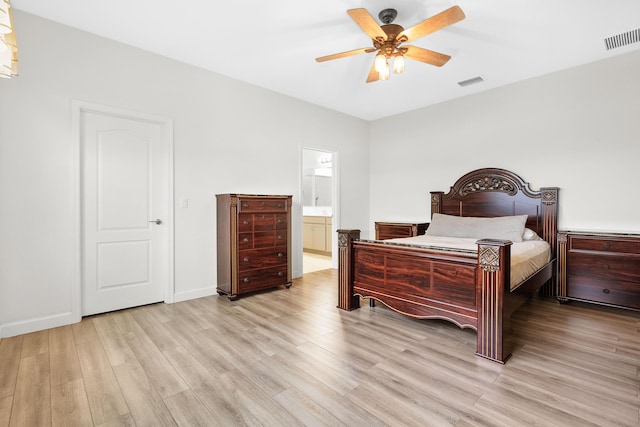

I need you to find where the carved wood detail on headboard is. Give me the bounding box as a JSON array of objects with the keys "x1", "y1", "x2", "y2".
[{"x1": 430, "y1": 168, "x2": 559, "y2": 257}]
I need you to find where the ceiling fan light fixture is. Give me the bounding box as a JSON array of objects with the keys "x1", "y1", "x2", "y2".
[
  {"x1": 393, "y1": 54, "x2": 405, "y2": 74},
  {"x1": 374, "y1": 51, "x2": 387, "y2": 73},
  {"x1": 379, "y1": 62, "x2": 390, "y2": 80},
  {"x1": 316, "y1": 6, "x2": 465, "y2": 83}
]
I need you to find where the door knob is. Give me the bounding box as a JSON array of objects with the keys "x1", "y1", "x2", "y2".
[{"x1": 149, "y1": 219, "x2": 162, "y2": 225}]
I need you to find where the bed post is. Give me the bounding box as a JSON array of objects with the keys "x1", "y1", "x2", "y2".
[
  {"x1": 476, "y1": 239, "x2": 512, "y2": 363},
  {"x1": 337, "y1": 229, "x2": 361, "y2": 311},
  {"x1": 556, "y1": 232, "x2": 569, "y2": 302},
  {"x1": 431, "y1": 192, "x2": 443, "y2": 215},
  {"x1": 539, "y1": 187, "x2": 559, "y2": 297}
]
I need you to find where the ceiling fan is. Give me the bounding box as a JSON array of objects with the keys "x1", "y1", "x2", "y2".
[{"x1": 316, "y1": 6, "x2": 465, "y2": 83}]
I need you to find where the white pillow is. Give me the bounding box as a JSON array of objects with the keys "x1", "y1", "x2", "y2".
[
  {"x1": 426, "y1": 213, "x2": 528, "y2": 242},
  {"x1": 523, "y1": 228, "x2": 542, "y2": 241}
]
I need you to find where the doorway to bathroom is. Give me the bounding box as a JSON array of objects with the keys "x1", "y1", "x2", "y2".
[{"x1": 302, "y1": 148, "x2": 335, "y2": 273}]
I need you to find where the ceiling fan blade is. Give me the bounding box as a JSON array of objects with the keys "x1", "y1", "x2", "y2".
[
  {"x1": 403, "y1": 45, "x2": 451, "y2": 67},
  {"x1": 347, "y1": 8, "x2": 388, "y2": 42},
  {"x1": 316, "y1": 47, "x2": 376, "y2": 62},
  {"x1": 397, "y1": 5, "x2": 465, "y2": 42},
  {"x1": 366, "y1": 59, "x2": 380, "y2": 83}
]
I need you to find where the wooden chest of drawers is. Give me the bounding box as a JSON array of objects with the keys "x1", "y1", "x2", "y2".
[
  {"x1": 375, "y1": 222, "x2": 428, "y2": 240},
  {"x1": 557, "y1": 231, "x2": 640, "y2": 311},
  {"x1": 216, "y1": 194, "x2": 292, "y2": 300}
]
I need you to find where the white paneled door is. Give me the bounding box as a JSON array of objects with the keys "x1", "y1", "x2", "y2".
[{"x1": 80, "y1": 109, "x2": 172, "y2": 316}]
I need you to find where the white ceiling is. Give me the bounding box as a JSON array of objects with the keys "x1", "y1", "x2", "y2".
[{"x1": 11, "y1": 0, "x2": 640, "y2": 121}]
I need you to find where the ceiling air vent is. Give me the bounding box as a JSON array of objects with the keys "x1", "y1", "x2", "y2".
[
  {"x1": 604, "y1": 28, "x2": 640, "y2": 50},
  {"x1": 457, "y1": 76, "x2": 485, "y2": 87}
]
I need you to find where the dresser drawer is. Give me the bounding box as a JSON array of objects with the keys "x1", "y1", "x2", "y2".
[
  {"x1": 275, "y1": 214, "x2": 287, "y2": 229},
  {"x1": 239, "y1": 213, "x2": 276, "y2": 231},
  {"x1": 238, "y1": 266, "x2": 288, "y2": 292},
  {"x1": 238, "y1": 214, "x2": 254, "y2": 232},
  {"x1": 238, "y1": 231, "x2": 286, "y2": 249},
  {"x1": 238, "y1": 198, "x2": 288, "y2": 213},
  {"x1": 567, "y1": 252, "x2": 640, "y2": 282},
  {"x1": 566, "y1": 275, "x2": 640, "y2": 309},
  {"x1": 569, "y1": 235, "x2": 640, "y2": 255},
  {"x1": 238, "y1": 213, "x2": 287, "y2": 232},
  {"x1": 238, "y1": 246, "x2": 287, "y2": 271}
]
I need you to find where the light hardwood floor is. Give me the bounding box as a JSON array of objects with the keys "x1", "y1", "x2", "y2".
[
  {"x1": 302, "y1": 252, "x2": 332, "y2": 274},
  {"x1": 1, "y1": 269, "x2": 639, "y2": 426}
]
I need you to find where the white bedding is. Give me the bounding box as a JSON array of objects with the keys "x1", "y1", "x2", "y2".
[{"x1": 383, "y1": 235, "x2": 551, "y2": 290}]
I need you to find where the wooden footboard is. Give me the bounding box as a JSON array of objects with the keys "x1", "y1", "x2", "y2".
[{"x1": 338, "y1": 230, "x2": 519, "y2": 363}]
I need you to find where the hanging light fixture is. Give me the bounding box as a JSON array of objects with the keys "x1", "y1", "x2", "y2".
[
  {"x1": 0, "y1": 0, "x2": 18, "y2": 78},
  {"x1": 393, "y1": 54, "x2": 405, "y2": 74},
  {"x1": 379, "y1": 62, "x2": 390, "y2": 80},
  {"x1": 374, "y1": 51, "x2": 387, "y2": 73}
]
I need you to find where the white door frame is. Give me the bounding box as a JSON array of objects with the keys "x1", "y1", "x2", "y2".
[
  {"x1": 71, "y1": 101, "x2": 174, "y2": 322},
  {"x1": 300, "y1": 146, "x2": 340, "y2": 270}
]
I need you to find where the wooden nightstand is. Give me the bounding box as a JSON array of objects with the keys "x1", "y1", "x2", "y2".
[
  {"x1": 557, "y1": 231, "x2": 640, "y2": 311},
  {"x1": 375, "y1": 222, "x2": 429, "y2": 240}
]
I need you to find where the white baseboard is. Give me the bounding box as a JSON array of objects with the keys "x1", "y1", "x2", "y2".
[
  {"x1": 172, "y1": 286, "x2": 217, "y2": 303},
  {"x1": 0, "y1": 311, "x2": 79, "y2": 338}
]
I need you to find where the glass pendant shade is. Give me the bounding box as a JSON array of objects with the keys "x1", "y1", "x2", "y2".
[
  {"x1": 393, "y1": 55, "x2": 405, "y2": 74},
  {"x1": 379, "y1": 62, "x2": 390, "y2": 80},
  {"x1": 374, "y1": 52, "x2": 387, "y2": 73}
]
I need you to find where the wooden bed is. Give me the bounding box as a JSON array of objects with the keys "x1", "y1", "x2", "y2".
[{"x1": 337, "y1": 168, "x2": 559, "y2": 363}]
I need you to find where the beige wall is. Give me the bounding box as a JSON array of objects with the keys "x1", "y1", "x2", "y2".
[
  {"x1": 0, "y1": 12, "x2": 370, "y2": 336},
  {"x1": 369, "y1": 49, "x2": 640, "y2": 234}
]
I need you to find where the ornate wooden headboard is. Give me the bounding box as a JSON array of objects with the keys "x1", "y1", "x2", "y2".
[{"x1": 430, "y1": 168, "x2": 559, "y2": 256}]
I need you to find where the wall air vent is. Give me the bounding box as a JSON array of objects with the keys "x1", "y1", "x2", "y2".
[
  {"x1": 604, "y1": 28, "x2": 640, "y2": 50},
  {"x1": 457, "y1": 76, "x2": 485, "y2": 87}
]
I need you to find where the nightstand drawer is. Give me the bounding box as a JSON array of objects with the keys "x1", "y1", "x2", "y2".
[
  {"x1": 375, "y1": 222, "x2": 428, "y2": 240},
  {"x1": 567, "y1": 252, "x2": 640, "y2": 282},
  {"x1": 566, "y1": 275, "x2": 640, "y2": 309},
  {"x1": 570, "y1": 236, "x2": 640, "y2": 255}
]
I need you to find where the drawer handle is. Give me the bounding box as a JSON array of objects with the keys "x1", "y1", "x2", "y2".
[
  {"x1": 603, "y1": 243, "x2": 611, "y2": 249},
  {"x1": 278, "y1": 219, "x2": 282, "y2": 223},
  {"x1": 602, "y1": 288, "x2": 610, "y2": 294},
  {"x1": 603, "y1": 264, "x2": 610, "y2": 270},
  {"x1": 243, "y1": 237, "x2": 249, "y2": 243},
  {"x1": 277, "y1": 272, "x2": 284, "y2": 277},
  {"x1": 243, "y1": 278, "x2": 250, "y2": 283},
  {"x1": 242, "y1": 203, "x2": 249, "y2": 208},
  {"x1": 243, "y1": 221, "x2": 249, "y2": 225},
  {"x1": 277, "y1": 235, "x2": 283, "y2": 240},
  {"x1": 277, "y1": 253, "x2": 284, "y2": 258},
  {"x1": 277, "y1": 203, "x2": 283, "y2": 208},
  {"x1": 243, "y1": 257, "x2": 249, "y2": 262}
]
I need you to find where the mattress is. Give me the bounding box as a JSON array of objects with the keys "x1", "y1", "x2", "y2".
[{"x1": 383, "y1": 235, "x2": 551, "y2": 289}]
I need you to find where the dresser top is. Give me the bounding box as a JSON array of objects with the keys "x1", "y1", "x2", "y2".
[{"x1": 216, "y1": 194, "x2": 292, "y2": 198}]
